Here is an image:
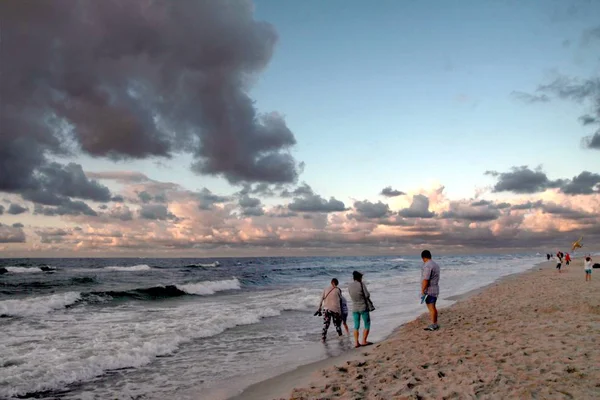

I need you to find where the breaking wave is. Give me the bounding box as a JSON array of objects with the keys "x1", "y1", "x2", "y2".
[
  {"x1": 0, "y1": 292, "x2": 81, "y2": 318},
  {"x1": 0, "y1": 266, "x2": 56, "y2": 274},
  {"x1": 88, "y1": 278, "x2": 241, "y2": 301},
  {"x1": 103, "y1": 264, "x2": 152, "y2": 272}
]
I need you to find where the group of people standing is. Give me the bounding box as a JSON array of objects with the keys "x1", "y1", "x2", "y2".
[
  {"x1": 547, "y1": 251, "x2": 593, "y2": 280},
  {"x1": 316, "y1": 250, "x2": 441, "y2": 348}
]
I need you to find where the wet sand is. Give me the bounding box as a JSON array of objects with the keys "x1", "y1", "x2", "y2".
[{"x1": 233, "y1": 260, "x2": 600, "y2": 399}]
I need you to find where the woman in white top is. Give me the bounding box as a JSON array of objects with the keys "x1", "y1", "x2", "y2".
[{"x1": 584, "y1": 256, "x2": 593, "y2": 282}]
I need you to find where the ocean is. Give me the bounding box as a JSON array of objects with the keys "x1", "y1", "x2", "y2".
[{"x1": 0, "y1": 254, "x2": 541, "y2": 399}]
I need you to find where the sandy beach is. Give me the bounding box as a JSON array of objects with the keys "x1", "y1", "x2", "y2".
[{"x1": 235, "y1": 259, "x2": 600, "y2": 399}]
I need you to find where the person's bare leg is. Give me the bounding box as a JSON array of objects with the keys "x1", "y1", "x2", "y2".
[
  {"x1": 361, "y1": 329, "x2": 370, "y2": 345},
  {"x1": 354, "y1": 329, "x2": 360, "y2": 347},
  {"x1": 427, "y1": 303, "x2": 438, "y2": 324},
  {"x1": 343, "y1": 322, "x2": 349, "y2": 334}
]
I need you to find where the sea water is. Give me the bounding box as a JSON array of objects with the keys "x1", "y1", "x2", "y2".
[{"x1": 0, "y1": 254, "x2": 540, "y2": 399}]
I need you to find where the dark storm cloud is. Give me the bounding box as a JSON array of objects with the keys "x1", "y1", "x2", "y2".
[
  {"x1": 288, "y1": 194, "x2": 347, "y2": 213},
  {"x1": 488, "y1": 167, "x2": 600, "y2": 195},
  {"x1": 197, "y1": 188, "x2": 230, "y2": 210},
  {"x1": 541, "y1": 203, "x2": 594, "y2": 220},
  {"x1": 398, "y1": 195, "x2": 435, "y2": 218},
  {"x1": 511, "y1": 200, "x2": 544, "y2": 210},
  {"x1": 511, "y1": 91, "x2": 551, "y2": 103},
  {"x1": 99, "y1": 205, "x2": 109, "y2": 210},
  {"x1": 0, "y1": 0, "x2": 301, "y2": 191},
  {"x1": 34, "y1": 199, "x2": 98, "y2": 217},
  {"x1": 36, "y1": 228, "x2": 70, "y2": 244},
  {"x1": 138, "y1": 191, "x2": 153, "y2": 204},
  {"x1": 471, "y1": 200, "x2": 492, "y2": 207},
  {"x1": 265, "y1": 205, "x2": 298, "y2": 218},
  {"x1": 139, "y1": 204, "x2": 176, "y2": 221},
  {"x1": 111, "y1": 195, "x2": 125, "y2": 203},
  {"x1": 107, "y1": 205, "x2": 133, "y2": 221},
  {"x1": 534, "y1": 76, "x2": 600, "y2": 150},
  {"x1": 579, "y1": 115, "x2": 597, "y2": 125},
  {"x1": 380, "y1": 187, "x2": 405, "y2": 197},
  {"x1": 154, "y1": 193, "x2": 168, "y2": 203},
  {"x1": 0, "y1": 205, "x2": 3, "y2": 215},
  {"x1": 239, "y1": 195, "x2": 264, "y2": 216},
  {"x1": 86, "y1": 171, "x2": 150, "y2": 184},
  {"x1": 485, "y1": 166, "x2": 564, "y2": 194},
  {"x1": 238, "y1": 182, "x2": 280, "y2": 197},
  {"x1": 12, "y1": 223, "x2": 24, "y2": 228},
  {"x1": 280, "y1": 183, "x2": 314, "y2": 198},
  {"x1": 582, "y1": 132, "x2": 600, "y2": 149},
  {"x1": 16, "y1": 163, "x2": 112, "y2": 206},
  {"x1": 0, "y1": 223, "x2": 26, "y2": 243},
  {"x1": 496, "y1": 202, "x2": 511, "y2": 209},
  {"x1": 561, "y1": 171, "x2": 600, "y2": 195},
  {"x1": 353, "y1": 200, "x2": 391, "y2": 219},
  {"x1": 441, "y1": 201, "x2": 501, "y2": 222},
  {"x1": 7, "y1": 203, "x2": 28, "y2": 215}
]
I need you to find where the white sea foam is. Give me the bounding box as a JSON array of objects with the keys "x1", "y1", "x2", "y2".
[
  {"x1": 104, "y1": 264, "x2": 152, "y2": 272},
  {"x1": 5, "y1": 266, "x2": 44, "y2": 273},
  {"x1": 177, "y1": 278, "x2": 240, "y2": 295},
  {"x1": 189, "y1": 261, "x2": 221, "y2": 267},
  {"x1": 0, "y1": 292, "x2": 81, "y2": 317},
  {"x1": 0, "y1": 287, "x2": 318, "y2": 398}
]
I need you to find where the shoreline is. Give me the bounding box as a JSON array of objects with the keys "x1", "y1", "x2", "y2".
[{"x1": 229, "y1": 259, "x2": 549, "y2": 400}]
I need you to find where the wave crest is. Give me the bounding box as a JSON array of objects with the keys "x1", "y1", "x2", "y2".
[
  {"x1": 0, "y1": 292, "x2": 81, "y2": 317},
  {"x1": 104, "y1": 264, "x2": 152, "y2": 272},
  {"x1": 178, "y1": 278, "x2": 240, "y2": 295}
]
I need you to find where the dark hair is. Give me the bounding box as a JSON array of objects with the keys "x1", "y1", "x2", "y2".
[
  {"x1": 586, "y1": 257, "x2": 591, "y2": 261},
  {"x1": 352, "y1": 271, "x2": 363, "y2": 281},
  {"x1": 421, "y1": 250, "x2": 432, "y2": 259},
  {"x1": 331, "y1": 278, "x2": 339, "y2": 286}
]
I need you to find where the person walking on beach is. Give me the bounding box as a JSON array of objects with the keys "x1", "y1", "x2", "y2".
[
  {"x1": 317, "y1": 278, "x2": 343, "y2": 342},
  {"x1": 565, "y1": 253, "x2": 571, "y2": 266},
  {"x1": 584, "y1": 255, "x2": 593, "y2": 282},
  {"x1": 421, "y1": 250, "x2": 440, "y2": 331},
  {"x1": 348, "y1": 271, "x2": 373, "y2": 348}
]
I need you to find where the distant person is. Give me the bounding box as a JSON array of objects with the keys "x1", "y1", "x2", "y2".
[
  {"x1": 557, "y1": 251, "x2": 563, "y2": 264},
  {"x1": 316, "y1": 278, "x2": 343, "y2": 342},
  {"x1": 348, "y1": 271, "x2": 373, "y2": 348},
  {"x1": 547, "y1": 253, "x2": 551, "y2": 261},
  {"x1": 584, "y1": 255, "x2": 593, "y2": 282},
  {"x1": 556, "y1": 258, "x2": 562, "y2": 273},
  {"x1": 565, "y1": 253, "x2": 571, "y2": 266},
  {"x1": 340, "y1": 294, "x2": 350, "y2": 335},
  {"x1": 421, "y1": 250, "x2": 440, "y2": 331}
]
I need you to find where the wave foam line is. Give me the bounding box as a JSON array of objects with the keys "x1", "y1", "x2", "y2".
[
  {"x1": 0, "y1": 292, "x2": 81, "y2": 317},
  {"x1": 103, "y1": 264, "x2": 152, "y2": 272},
  {"x1": 1, "y1": 266, "x2": 56, "y2": 274},
  {"x1": 177, "y1": 278, "x2": 240, "y2": 295}
]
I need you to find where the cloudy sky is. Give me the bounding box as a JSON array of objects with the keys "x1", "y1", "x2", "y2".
[{"x1": 1, "y1": 0, "x2": 599, "y2": 257}]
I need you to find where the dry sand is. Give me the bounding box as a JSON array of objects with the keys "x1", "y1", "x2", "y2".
[{"x1": 236, "y1": 260, "x2": 600, "y2": 399}]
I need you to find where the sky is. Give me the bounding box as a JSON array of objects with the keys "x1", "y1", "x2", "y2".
[{"x1": 0, "y1": 0, "x2": 599, "y2": 257}]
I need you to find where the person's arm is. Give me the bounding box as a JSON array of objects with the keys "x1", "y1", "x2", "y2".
[
  {"x1": 362, "y1": 283, "x2": 370, "y2": 299},
  {"x1": 317, "y1": 289, "x2": 324, "y2": 310},
  {"x1": 421, "y1": 266, "x2": 432, "y2": 295}
]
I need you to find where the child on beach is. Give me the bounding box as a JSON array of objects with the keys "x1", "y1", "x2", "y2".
[
  {"x1": 340, "y1": 295, "x2": 350, "y2": 334},
  {"x1": 584, "y1": 256, "x2": 592, "y2": 282},
  {"x1": 556, "y1": 260, "x2": 562, "y2": 273}
]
